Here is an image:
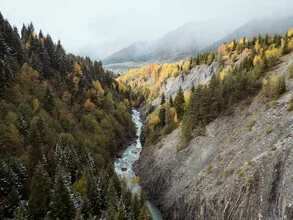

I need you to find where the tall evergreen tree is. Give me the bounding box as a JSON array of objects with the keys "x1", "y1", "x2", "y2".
[
  {"x1": 44, "y1": 87, "x2": 55, "y2": 112},
  {"x1": 159, "y1": 93, "x2": 166, "y2": 127},
  {"x1": 131, "y1": 194, "x2": 140, "y2": 220},
  {"x1": 174, "y1": 86, "x2": 185, "y2": 120},
  {"x1": 50, "y1": 172, "x2": 76, "y2": 220},
  {"x1": 28, "y1": 162, "x2": 51, "y2": 219},
  {"x1": 138, "y1": 203, "x2": 152, "y2": 220}
]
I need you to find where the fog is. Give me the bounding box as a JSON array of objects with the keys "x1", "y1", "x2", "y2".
[{"x1": 1, "y1": 0, "x2": 293, "y2": 59}]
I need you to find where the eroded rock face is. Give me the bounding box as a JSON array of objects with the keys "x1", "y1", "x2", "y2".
[
  {"x1": 134, "y1": 53, "x2": 293, "y2": 220},
  {"x1": 152, "y1": 62, "x2": 217, "y2": 107}
]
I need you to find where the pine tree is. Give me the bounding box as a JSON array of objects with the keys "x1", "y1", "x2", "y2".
[
  {"x1": 282, "y1": 35, "x2": 288, "y2": 55},
  {"x1": 115, "y1": 203, "x2": 127, "y2": 220},
  {"x1": 98, "y1": 169, "x2": 109, "y2": 211},
  {"x1": 15, "y1": 202, "x2": 27, "y2": 220},
  {"x1": 85, "y1": 169, "x2": 99, "y2": 215},
  {"x1": 6, "y1": 186, "x2": 20, "y2": 218},
  {"x1": 50, "y1": 173, "x2": 76, "y2": 220},
  {"x1": 131, "y1": 194, "x2": 140, "y2": 220},
  {"x1": 159, "y1": 105, "x2": 166, "y2": 127},
  {"x1": 28, "y1": 162, "x2": 51, "y2": 219},
  {"x1": 169, "y1": 96, "x2": 173, "y2": 107},
  {"x1": 174, "y1": 86, "x2": 185, "y2": 120},
  {"x1": 106, "y1": 180, "x2": 118, "y2": 211},
  {"x1": 206, "y1": 74, "x2": 221, "y2": 121},
  {"x1": 81, "y1": 197, "x2": 92, "y2": 219},
  {"x1": 121, "y1": 185, "x2": 132, "y2": 215},
  {"x1": 138, "y1": 203, "x2": 152, "y2": 220},
  {"x1": 160, "y1": 92, "x2": 165, "y2": 105},
  {"x1": 44, "y1": 87, "x2": 54, "y2": 112}
]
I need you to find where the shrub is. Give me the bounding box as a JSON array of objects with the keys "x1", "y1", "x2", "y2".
[
  {"x1": 266, "y1": 126, "x2": 273, "y2": 134},
  {"x1": 270, "y1": 145, "x2": 277, "y2": 151},
  {"x1": 237, "y1": 168, "x2": 244, "y2": 176},
  {"x1": 288, "y1": 103, "x2": 293, "y2": 111},
  {"x1": 205, "y1": 164, "x2": 213, "y2": 174},
  {"x1": 247, "y1": 176, "x2": 253, "y2": 182},
  {"x1": 216, "y1": 178, "x2": 223, "y2": 185},
  {"x1": 262, "y1": 72, "x2": 286, "y2": 100},
  {"x1": 247, "y1": 120, "x2": 256, "y2": 131},
  {"x1": 288, "y1": 64, "x2": 293, "y2": 79}
]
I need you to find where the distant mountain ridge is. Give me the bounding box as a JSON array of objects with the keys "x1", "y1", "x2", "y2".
[
  {"x1": 103, "y1": 16, "x2": 293, "y2": 71},
  {"x1": 103, "y1": 19, "x2": 238, "y2": 65},
  {"x1": 204, "y1": 16, "x2": 293, "y2": 52}
]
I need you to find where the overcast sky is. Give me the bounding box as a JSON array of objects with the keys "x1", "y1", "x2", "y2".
[{"x1": 1, "y1": 0, "x2": 293, "y2": 59}]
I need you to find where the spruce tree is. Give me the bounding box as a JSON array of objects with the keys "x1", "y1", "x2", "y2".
[
  {"x1": 115, "y1": 203, "x2": 127, "y2": 220},
  {"x1": 106, "y1": 180, "x2": 118, "y2": 211},
  {"x1": 81, "y1": 197, "x2": 92, "y2": 219},
  {"x1": 138, "y1": 203, "x2": 152, "y2": 220},
  {"x1": 131, "y1": 194, "x2": 140, "y2": 220},
  {"x1": 44, "y1": 87, "x2": 55, "y2": 112},
  {"x1": 28, "y1": 162, "x2": 51, "y2": 219},
  {"x1": 174, "y1": 86, "x2": 185, "y2": 120},
  {"x1": 50, "y1": 172, "x2": 76, "y2": 220},
  {"x1": 85, "y1": 169, "x2": 99, "y2": 215},
  {"x1": 6, "y1": 186, "x2": 20, "y2": 218},
  {"x1": 169, "y1": 96, "x2": 173, "y2": 107}
]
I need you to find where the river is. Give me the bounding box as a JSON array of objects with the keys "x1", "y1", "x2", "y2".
[{"x1": 114, "y1": 109, "x2": 163, "y2": 220}]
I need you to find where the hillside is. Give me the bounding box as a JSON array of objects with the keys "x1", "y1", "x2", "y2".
[
  {"x1": 135, "y1": 52, "x2": 293, "y2": 219},
  {"x1": 118, "y1": 26, "x2": 293, "y2": 219},
  {"x1": 0, "y1": 13, "x2": 151, "y2": 219}
]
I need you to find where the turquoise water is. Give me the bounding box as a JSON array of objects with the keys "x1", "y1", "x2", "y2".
[{"x1": 114, "y1": 109, "x2": 163, "y2": 220}]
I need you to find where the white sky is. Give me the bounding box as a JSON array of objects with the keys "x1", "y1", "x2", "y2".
[{"x1": 1, "y1": 0, "x2": 293, "y2": 58}]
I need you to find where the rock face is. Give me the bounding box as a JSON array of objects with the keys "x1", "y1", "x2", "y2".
[
  {"x1": 134, "y1": 53, "x2": 293, "y2": 219},
  {"x1": 152, "y1": 62, "x2": 217, "y2": 107}
]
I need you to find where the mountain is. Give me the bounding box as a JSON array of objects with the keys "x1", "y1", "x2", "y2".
[
  {"x1": 119, "y1": 27, "x2": 293, "y2": 219},
  {"x1": 0, "y1": 12, "x2": 150, "y2": 219},
  {"x1": 104, "y1": 16, "x2": 293, "y2": 73},
  {"x1": 103, "y1": 19, "x2": 238, "y2": 67},
  {"x1": 204, "y1": 16, "x2": 293, "y2": 52}
]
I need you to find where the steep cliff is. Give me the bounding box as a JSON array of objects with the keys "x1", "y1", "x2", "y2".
[{"x1": 134, "y1": 52, "x2": 293, "y2": 220}]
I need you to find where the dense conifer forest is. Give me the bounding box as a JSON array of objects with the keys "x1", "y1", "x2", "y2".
[{"x1": 0, "y1": 12, "x2": 151, "y2": 219}]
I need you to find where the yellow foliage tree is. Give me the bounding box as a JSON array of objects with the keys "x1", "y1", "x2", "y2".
[
  {"x1": 254, "y1": 41, "x2": 261, "y2": 54},
  {"x1": 287, "y1": 28, "x2": 293, "y2": 38},
  {"x1": 84, "y1": 99, "x2": 95, "y2": 111},
  {"x1": 73, "y1": 75, "x2": 79, "y2": 91},
  {"x1": 253, "y1": 55, "x2": 261, "y2": 67},
  {"x1": 220, "y1": 70, "x2": 227, "y2": 80},
  {"x1": 74, "y1": 62, "x2": 82, "y2": 75},
  {"x1": 218, "y1": 44, "x2": 228, "y2": 56},
  {"x1": 228, "y1": 41, "x2": 235, "y2": 51},
  {"x1": 148, "y1": 113, "x2": 160, "y2": 130},
  {"x1": 33, "y1": 99, "x2": 39, "y2": 112},
  {"x1": 92, "y1": 80, "x2": 104, "y2": 96},
  {"x1": 62, "y1": 91, "x2": 72, "y2": 104},
  {"x1": 184, "y1": 90, "x2": 191, "y2": 104}
]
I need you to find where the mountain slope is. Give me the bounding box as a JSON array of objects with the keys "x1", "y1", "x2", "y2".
[
  {"x1": 204, "y1": 16, "x2": 293, "y2": 52},
  {"x1": 103, "y1": 20, "x2": 237, "y2": 66},
  {"x1": 134, "y1": 52, "x2": 293, "y2": 220}
]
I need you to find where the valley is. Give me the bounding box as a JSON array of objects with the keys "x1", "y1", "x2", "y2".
[{"x1": 1, "y1": 3, "x2": 293, "y2": 219}]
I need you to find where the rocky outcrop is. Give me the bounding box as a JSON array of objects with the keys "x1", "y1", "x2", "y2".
[
  {"x1": 134, "y1": 53, "x2": 293, "y2": 219},
  {"x1": 152, "y1": 62, "x2": 217, "y2": 106}
]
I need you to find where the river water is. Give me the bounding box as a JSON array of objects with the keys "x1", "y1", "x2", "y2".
[{"x1": 114, "y1": 109, "x2": 163, "y2": 220}]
